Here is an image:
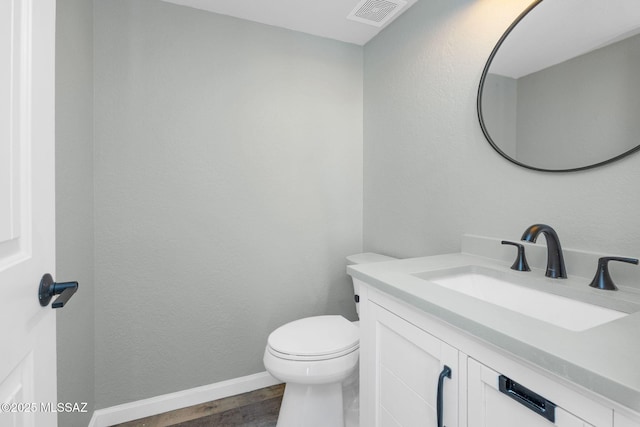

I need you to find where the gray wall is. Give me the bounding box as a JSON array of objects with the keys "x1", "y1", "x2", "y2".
[
  {"x1": 481, "y1": 73, "x2": 517, "y2": 158},
  {"x1": 55, "y1": 0, "x2": 95, "y2": 425},
  {"x1": 93, "y1": 0, "x2": 363, "y2": 408},
  {"x1": 516, "y1": 33, "x2": 640, "y2": 169},
  {"x1": 363, "y1": 0, "x2": 640, "y2": 275}
]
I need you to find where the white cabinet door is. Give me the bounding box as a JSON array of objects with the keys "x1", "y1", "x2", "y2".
[
  {"x1": 364, "y1": 302, "x2": 459, "y2": 427},
  {"x1": 0, "y1": 0, "x2": 57, "y2": 426},
  {"x1": 468, "y1": 359, "x2": 594, "y2": 427}
]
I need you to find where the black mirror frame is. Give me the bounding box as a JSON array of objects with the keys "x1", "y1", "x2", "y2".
[{"x1": 476, "y1": 0, "x2": 640, "y2": 173}]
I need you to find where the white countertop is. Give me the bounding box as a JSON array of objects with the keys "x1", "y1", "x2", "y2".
[{"x1": 347, "y1": 236, "x2": 640, "y2": 412}]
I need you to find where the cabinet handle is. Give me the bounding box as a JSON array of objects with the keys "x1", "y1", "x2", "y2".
[
  {"x1": 499, "y1": 375, "x2": 556, "y2": 422},
  {"x1": 437, "y1": 365, "x2": 451, "y2": 427}
]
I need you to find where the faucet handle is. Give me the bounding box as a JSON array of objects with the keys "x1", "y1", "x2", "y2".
[
  {"x1": 589, "y1": 256, "x2": 639, "y2": 291},
  {"x1": 502, "y1": 241, "x2": 531, "y2": 272}
]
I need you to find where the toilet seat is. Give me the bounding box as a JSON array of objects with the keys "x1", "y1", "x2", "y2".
[
  {"x1": 267, "y1": 343, "x2": 358, "y2": 361},
  {"x1": 267, "y1": 315, "x2": 359, "y2": 361},
  {"x1": 264, "y1": 343, "x2": 359, "y2": 385}
]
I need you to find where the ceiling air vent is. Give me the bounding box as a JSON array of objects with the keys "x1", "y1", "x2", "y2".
[{"x1": 347, "y1": 0, "x2": 408, "y2": 27}]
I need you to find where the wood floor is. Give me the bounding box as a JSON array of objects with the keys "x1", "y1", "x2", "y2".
[{"x1": 112, "y1": 384, "x2": 285, "y2": 427}]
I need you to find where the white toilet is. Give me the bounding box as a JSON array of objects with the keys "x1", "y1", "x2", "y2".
[{"x1": 263, "y1": 253, "x2": 396, "y2": 427}]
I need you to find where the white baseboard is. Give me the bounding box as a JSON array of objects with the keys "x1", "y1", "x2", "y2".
[{"x1": 88, "y1": 371, "x2": 281, "y2": 427}]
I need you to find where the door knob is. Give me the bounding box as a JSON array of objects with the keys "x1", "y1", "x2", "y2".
[{"x1": 38, "y1": 274, "x2": 78, "y2": 308}]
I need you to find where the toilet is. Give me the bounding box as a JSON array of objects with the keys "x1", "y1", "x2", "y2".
[{"x1": 263, "y1": 253, "x2": 397, "y2": 427}]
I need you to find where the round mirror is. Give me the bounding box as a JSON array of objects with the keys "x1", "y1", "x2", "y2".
[{"x1": 478, "y1": 0, "x2": 640, "y2": 172}]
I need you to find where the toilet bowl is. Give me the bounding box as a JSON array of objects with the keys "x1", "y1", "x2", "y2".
[
  {"x1": 263, "y1": 253, "x2": 397, "y2": 427},
  {"x1": 264, "y1": 316, "x2": 359, "y2": 427}
]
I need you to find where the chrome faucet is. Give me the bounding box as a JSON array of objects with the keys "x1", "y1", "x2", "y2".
[{"x1": 521, "y1": 224, "x2": 567, "y2": 279}]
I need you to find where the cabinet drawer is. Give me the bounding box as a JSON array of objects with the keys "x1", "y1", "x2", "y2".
[{"x1": 469, "y1": 358, "x2": 595, "y2": 427}]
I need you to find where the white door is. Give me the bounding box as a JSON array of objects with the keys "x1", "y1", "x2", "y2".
[
  {"x1": 366, "y1": 302, "x2": 459, "y2": 427},
  {"x1": 468, "y1": 359, "x2": 594, "y2": 427},
  {"x1": 0, "y1": 0, "x2": 57, "y2": 426}
]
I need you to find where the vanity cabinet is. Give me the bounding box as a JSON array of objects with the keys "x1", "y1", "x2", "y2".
[{"x1": 358, "y1": 282, "x2": 617, "y2": 427}]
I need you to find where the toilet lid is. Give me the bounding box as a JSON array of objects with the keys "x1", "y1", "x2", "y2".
[{"x1": 267, "y1": 315, "x2": 359, "y2": 358}]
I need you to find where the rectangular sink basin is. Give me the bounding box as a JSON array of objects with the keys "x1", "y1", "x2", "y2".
[{"x1": 414, "y1": 266, "x2": 626, "y2": 331}]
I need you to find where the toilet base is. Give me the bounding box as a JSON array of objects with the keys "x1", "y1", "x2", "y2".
[{"x1": 276, "y1": 382, "x2": 344, "y2": 427}]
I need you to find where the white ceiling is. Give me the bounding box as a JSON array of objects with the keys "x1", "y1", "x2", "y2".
[
  {"x1": 490, "y1": 0, "x2": 640, "y2": 79},
  {"x1": 160, "y1": 0, "x2": 418, "y2": 45}
]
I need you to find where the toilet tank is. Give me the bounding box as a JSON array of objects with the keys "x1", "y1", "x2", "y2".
[{"x1": 347, "y1": 253, "x2": 397, "y2": 317}]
